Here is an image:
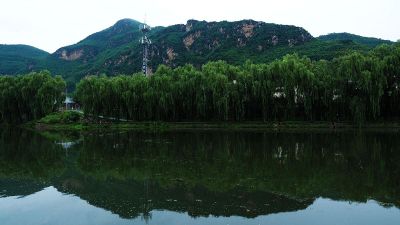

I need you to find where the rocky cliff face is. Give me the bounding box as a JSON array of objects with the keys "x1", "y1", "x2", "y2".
[{"x1": 85, "y1": 19, "x2": 314, "y2": 74}]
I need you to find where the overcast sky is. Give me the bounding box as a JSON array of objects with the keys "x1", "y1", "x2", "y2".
[{"x1": 1, "y1": 0, "x2": 399, "y2": 53}]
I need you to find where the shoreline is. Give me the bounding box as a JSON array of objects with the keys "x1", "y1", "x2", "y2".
[{"x1": 21, "y1": 121, "x2": 400, "y2": 132}]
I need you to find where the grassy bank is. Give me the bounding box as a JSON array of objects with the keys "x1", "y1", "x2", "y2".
[
  {"x1": 12, "y1": 111, "x2": 400, "y2": 132},
  {"x1": 29, "y1": 120, "x2": 400, "y2": 132}
]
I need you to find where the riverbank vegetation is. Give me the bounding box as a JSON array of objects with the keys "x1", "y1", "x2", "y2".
[
  {"x1": 75, "y1": 43, "x2": 400, "y2": 125},
  {"x1": 1, "y1": 44, "x2": 400, "y2": 126},
  {"x1": 38, "y1": 111, "x2": 82, "y2": 124},
  {"x1": 0, "y1": 71, "x2": 66, "y2": 123}
]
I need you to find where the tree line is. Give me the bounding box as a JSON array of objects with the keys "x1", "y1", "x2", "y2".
[
  {"x1": 74, "y1": 43, "x2": 400, "y2": 124},
  {"x1": 1, "y1": 44, "x2": 399, "y2": 124},
  {"x1": 0, "y1": 71, "x2": 66, "y2": 123}
]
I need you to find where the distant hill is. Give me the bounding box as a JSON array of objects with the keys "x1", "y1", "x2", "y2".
[
  {"x1": 0, "y1": 19, "x2": 391, "y2": 86},
  {"x1": 317, "y1": 32, "x2": 393, "y2": 48},
  {"x1": 45, "y1": 19, "x2": 368, "y2": 85},
  {"x1": 0, "y1": 44, "x2": 49, "y2": 75},
  {"x1": 43, "y1": 19, "x2": 144, "y2": 84}
]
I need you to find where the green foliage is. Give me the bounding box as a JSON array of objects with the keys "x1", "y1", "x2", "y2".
[
  {"x1": 75, "y1": 44, "x2": 400, "y2": 124},
  {"x1": 0, "y1": 71, "x2": 66, "y2": 123},
  {"x1": 331, "y1": 52, "x2": 385, "y2": 125},
  {"x1": 0, "y1": 44, "x2": 49, "y2": 75},
  {"x1": 39, "y1": 111, "x2": 82, "y2": 124},
  {"x1": 318, "y1": 33, "x2": 393, "y2": 48}
]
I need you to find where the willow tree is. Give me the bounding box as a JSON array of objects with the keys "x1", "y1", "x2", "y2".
[
  {"x1": 334, "y1": 52, "x2": 386, "y2": 124},
  {"x1": 246, "y1": 62, "x2": 274, "y2": 121},
  {"x1": 311, "y1": 60, "x2": 335, "y2": 121},
  {"x1": 72, "y1": 45, "x2": 399, "y2": 124},
  {"x1": 373, "y1": 44, "x2": 400, "y2": 119},
  {"x1": 0, "y1": 71, "x2": 65, "y2": 123}
]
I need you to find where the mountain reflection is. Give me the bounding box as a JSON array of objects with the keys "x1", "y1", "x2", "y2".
[{"x1": 0, "y1": 128, "x2": 399, "y2": 219}]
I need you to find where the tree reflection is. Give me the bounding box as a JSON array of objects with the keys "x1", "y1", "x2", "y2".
[{"x1": 0, "y1": 128, "x2": 399, "y2": 219}]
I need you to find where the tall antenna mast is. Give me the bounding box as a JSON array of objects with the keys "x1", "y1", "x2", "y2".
[{"x1": 140, "y1": 17, "x2": 151, "y2": 76}]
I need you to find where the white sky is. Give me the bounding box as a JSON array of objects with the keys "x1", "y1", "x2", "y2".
[{"x1": 0, "y1": 0, "x2": 399, "y2": 53}]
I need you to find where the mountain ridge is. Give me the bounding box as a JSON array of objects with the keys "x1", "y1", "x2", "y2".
[
  {"x1": 317, "y1": 32, "x2": 393, "y2": 48},
  {"x1": 0, "y1": 44, "x2": 49, "y2": 75},
  {"x1": 0, "y1": 19, "x2": 395, "y2": 85},
  {"x1": 43, "y1": 18, "x2": 318, "y2": 84}
]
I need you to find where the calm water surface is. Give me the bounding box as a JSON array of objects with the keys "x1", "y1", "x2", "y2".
[{"x1": 0, "y1": 128, "x2": 399, "y2": 225}]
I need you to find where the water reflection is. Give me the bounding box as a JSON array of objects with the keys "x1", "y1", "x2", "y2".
[{"x1": 0, "y1": 128, "x2": 399, "y2": 224}]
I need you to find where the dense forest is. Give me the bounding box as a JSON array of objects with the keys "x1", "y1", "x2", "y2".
[
  {"x1": 74, "y1": 43, "x2": 400, "y2": 124},
  {"x1": 0, "y1": 71, "x2": 66, "y2": 123},
  {"x1": 1, "y1": 43, "x2": 399, "y2": 125}
]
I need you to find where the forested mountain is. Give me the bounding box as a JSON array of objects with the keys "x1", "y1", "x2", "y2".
[
  {"x1": 317, "y1": 32, "x2": 393, "y2": 48},
  {"x1": 0, "y1": 19, "x2": 394, "y2": 86},
  {"x1": 0, "y1": 44, "x2": 49, "y2": 75},
  {"x1": 48, "y1": 19, "x2": 369, "y2": 85},
  {"x1": 46, "y1": 18, "x2": 317, "y2": 85}
]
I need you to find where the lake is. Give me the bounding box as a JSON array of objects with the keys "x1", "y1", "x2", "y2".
[{"x1": 0, "y1": 128, "x2": 399, "y2": 225}]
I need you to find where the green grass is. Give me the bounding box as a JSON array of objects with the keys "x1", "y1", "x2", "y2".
[
  {"x1": 38, "y1": 111, "x2": 83, "y2": 124},
  {"x1": 28, "y1": 110, "x2": 400, "y2": 132},
  {"x1": 28, "y1": 120, "x2": 400, "y2": 132}
]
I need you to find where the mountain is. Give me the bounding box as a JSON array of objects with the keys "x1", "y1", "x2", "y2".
[
  {"x1": 43, "y1": 19, "x2": 144, "y2": 84},
  {"x1": 0, "y1": 19, "x2": 388, "y2": 86},
  {"x1": 46, "y1": 18, "x2": 316, "y2": 84},
  {"x1": 0, "y1": 44, "x2": 49, "y2": 75},
  {"x1": 317, "y1": 32, "x2": 393, "y2": 48},
  {"x1": 46, "y1": 19, "x2": 368, "y2": 86}
]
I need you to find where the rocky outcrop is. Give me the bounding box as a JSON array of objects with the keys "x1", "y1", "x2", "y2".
[
  {"x1": 242, "y1": 24, "x2": 256, "y2": 38},
  {"x1": 166, "y1": 48, "x2": 177, "y2": 63},
  {"x1": 59, "y1": 49, "x2": 84, "y2": 61},
  {"x1": 183, "y1": 31, "x2": 202, "y2": 49}
]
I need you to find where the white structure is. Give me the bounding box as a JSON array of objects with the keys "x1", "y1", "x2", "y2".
[
  {"x1": 140, "y1": 23, "x2": 152, "y2": 76},
  {"x1": 63, "y1": 97, "x2": 77, "y2": 110}
]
